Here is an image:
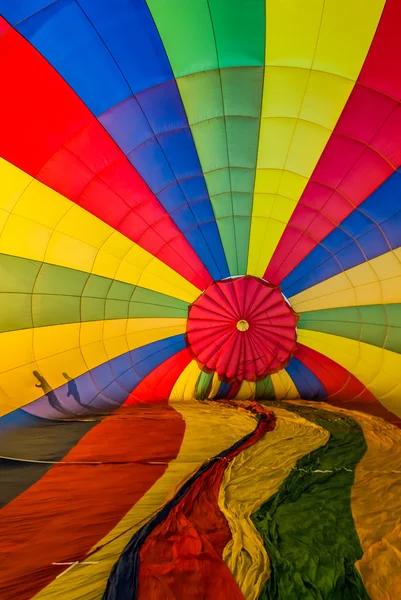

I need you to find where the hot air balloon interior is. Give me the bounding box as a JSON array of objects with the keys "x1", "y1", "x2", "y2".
[{"x1": 1, "y1": 1, "x2": 401, "y2": 599}]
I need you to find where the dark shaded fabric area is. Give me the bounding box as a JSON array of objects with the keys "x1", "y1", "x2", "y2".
[
  {"x1": 0, "y1": 403, "x2": 185, "y2": 600},
  {"x1": 0, "y1": 409, "x2": 97, "y2": 507},
  {"x1": 253, "y1": 403, "x2": 370, "y2": 600}
]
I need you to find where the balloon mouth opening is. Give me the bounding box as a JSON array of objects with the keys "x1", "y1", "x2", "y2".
[
  {"x1": 236, "y1": 319, "x2": 249, "y2": 331},
  {"x1": 186, "y1": 275, "x2": 299, "y2": 382}
]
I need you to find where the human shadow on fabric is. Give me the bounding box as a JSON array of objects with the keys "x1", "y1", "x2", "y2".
[{"x1": 33, "y1": 371, "x2": 70, "y2": 415}]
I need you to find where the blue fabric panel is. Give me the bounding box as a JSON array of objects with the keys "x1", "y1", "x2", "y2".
[
  {"x1": 180, "y1": 176, "x2": 210, "y2": 204},
  {"x1": 157, "y1": 183, "x2": 187, "y2": 213},
  {"x1": 0, "y1": 1, "x2": 52, "y2": 25},
  {"x1": 283, "y1": 256, "x2": 341, "y2": 298},
  {"x1": 129, "y1": 137, "x2": 175, "y2": 193},
  {"x1": 358, "y1": 227, "x2": 390, "y2": 260},
  {"x1": 98, "y1": 97, "x2": 153, "y2": 155},
  {"x1": 190, "y1": 199, "x2": 216, "y2": 225},
  {"x1": 170, "y1": 204, "x2": 198, "y2": 231},
  {"x1": 158, "y1": 128, "x2": 203, "y2": 180},
  {"x1": 19, "y1": 335, "x2": 186, "y2": 419},
  {"x1": 216, "y1": 382, "x2": 232, "y2": 399},
  {"x1": 286, "y1": 359, "x2": 327, "y2": 401},
  {"x1": 381, "y1": 210, "x2": 401, "y2": 248},
  {"x1": 200, "y1": 222, "x2": 230, "y2": 278},
  {"x1": 15, "y1": 0, "x2": 130, "y2": 115},
  {"x1": 110, "y1": 353, "x2": 133, "y2": 379},
  {"x1": 78, "y1": 0, "x2": 173, "y2": 94},
  {"x1": 137, "y1": 80, "x2": 187, "y2": 134},
  {"x1": 283, "y1": 171, "x2": 401, "y2": 297}
]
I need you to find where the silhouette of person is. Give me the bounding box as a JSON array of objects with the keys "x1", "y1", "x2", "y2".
[
  {"x1": 62, "y1": 372, "x2": 84, "y2": 407},
  {"x1": 33, "y1": 371, "x2": 69, "y2": 415}
]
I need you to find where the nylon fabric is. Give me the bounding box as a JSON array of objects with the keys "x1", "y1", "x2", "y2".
[
  {"x1": 219, "y1": 407, "x2": 329, "y2": 600},
  {"x1": 252, "y1": 402, "x2": 369, "y2": 600}
]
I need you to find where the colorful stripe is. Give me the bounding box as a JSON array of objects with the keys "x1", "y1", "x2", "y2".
[
  {"x1": 265, "y1": 0, "x2": 401, "y2": 285},
  {"x1": 104, "y1": 405, "x2": 275, "y2": 600},
  {"x1": 0, "y1": 402, "x2": 185, "y2": 600},
  {"x1": 0, "y1": 254, "x2": 188, "y2": 333},
  {"x1": 281, "y1": 171, "x2": 401, "y2": 297},
  {"x1": 0, "y1": 158, "x2": 199, "y2": 303},
  {"x1": 298, "y1": 328, "x2": 401, "y2": 417},
  {"x1": 252, "y1": 403, "x2": 369, "y2": 599},
  {"x1": 299, "y1": 305, "x2": 401, "y2": 354},
  {"x1": 30, "y1": 400, "x2": 256, "y2": 600},
  {"x1": 219, "y1": 406, "x2": 330, "y2": 600},
  {"x1": 247, "y1": 0, "x2": 385, "y2": 278},
  {"x1": 0, "y1": 326, "x2": 186, "y2": 416},
  {"x1": 148, "y1": 0, "x2": 265, "y2": 274},
  {"x1": 290, "y1": 248, "x2": 401, "y2": 312},
  {"x1": 0, "y1": 20, "x2": 212, "y2": 289},
  {"x1": 2, "y1": 1, "x2": 229, "y2": 281}
]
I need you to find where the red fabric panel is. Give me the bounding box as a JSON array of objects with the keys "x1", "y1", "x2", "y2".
[
  {"x1": 125, "y1": 348, "x2": 193, "y2": 404},
  {"x1": 265, "y1": 0, "x2": 401, "y2": 285},
  {"x1": 295, "y1": 344, "x2": 400, "y2": 426},
  {"x1": 0, "y1": 404, "x2": 185, "y2": 600},
  {"x1": 0, "y1": 26, "x2": 211, "y2": 290},
  {"x1": 186, "y1": 277, "x2": 298, "y2": 381},
  {"x1": 137, "y1": 404, "x2": 276, "y2": 600}
]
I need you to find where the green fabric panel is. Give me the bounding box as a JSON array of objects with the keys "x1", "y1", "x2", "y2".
[
  {"x1": 221, "y1": 67, "x2": 264, "y2": 116},
  {"x1": 299, "y1": 305, "x2": 401, "y2": 353},
  {"x1": 106, "y1": 280, "x2": 134, "y2": 301},
  {"x1": 146, "y1": 0, "x2": 218, "y2": 76},
  {"x1": 233, "y1": 216, "x2": 251, "y2": 275},
  {"x1": 384, "y1": 328, "x2": 401, "y2": 353},
  {"x1": 34, "y1": 263, "x2": 88, "y2": 295},
  {"x1": 147, "y1": 0, "x2": 264, "y2": 77},
  {"x1": 230, "y1": 168, "x2": 256, "y2": 192},
  {"x1": 81, "y1": 297, "x2": 106, "y2": 322},
  {"x1": 82, "y1": 274, "x2": 113, "y2": 298},
  {"x1": 0, "y1": 255, "x2": 189, "y2": 332},
  {"x1": 226, "y1": 117, "x2": 260, "y2": 170},
  {"x1": 129, "y1": 287, "x2": 189, "y2": 316},
  {"x1": 212, "y1": 193, "x2": 233, "y2": 219},
  {"x1": 232, "y1": 193, "x2": 253, "y2": 216},
  {"x1": 177, "y1": 70, "x2": 223, "y2": 125},
  {"x1": 205, "y1": 169, "x2": 231, "y2": 196},
  {"x1": 104, "y1": 299, "x2": 129, "y2": 320},
  {"x1": 192, "y1": 118, "x2": 228, "y2": 173},
  {"x1": 384, "y1": 304, "x2": 401, "y2": 326},
  {"x1": 0, "y1": 293, "x2": 33, "y2": 332},
  {"x1": 208, "y1": 0, "x2": 265, "y2": 68},
  {"x1": 255, "y1": 376, "x2": 275, "y2": 399},
  {"x1": 0, "y1": 254, "x2": 40, "y2": 293},
  {"x1": 128, "y1": 302, "x2": 187, "y2": 319},
  {"x1": 195, "y1": 370, "x2": 214, "y2": 400},
  {"x1": 253, "y1": 403, "x2": 369, "y2": 600},
  {"x1": 215, "y1": 218, "x2": 238, "y2": 274},
  {"x1": 32, "y1": 295, "x2": 81, "y2": 327}
]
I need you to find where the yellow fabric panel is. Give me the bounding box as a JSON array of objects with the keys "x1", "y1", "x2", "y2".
[
  {"x1": 234, "y1": 380, "x2": 256, "y2": 400},
  {"x1": 247, "y1": 0, "x2": 385, "y2": 277},
  {"x1": 352, "y1": 414, "x2": 401, "y2": 600},
  {"x1": 0, "y1": 158, "x2": 199, "y2": 303},
  {"x1": 290, "y1": 248, "x2": 401, "y2": 312},
  {"x1": 219, "y1": 406, "x2": 329, "y2": 600},
  {"x1": 0, "y1": 318, "x2": 186, "y2": 416},
  {"x1": 209, "y1": 372, "x2": 223, "y2": 399},
  {"x1": 298, "y1": 329, "x2": 401, "y2": 417},
  {"x1": 271, "y1": 369, "x2": 299, "y2": 400},
  {"x1": 32, "y1": 400, "x2": 256, "y2": 600},
  {"x1": 169, "y1": 360, "x2": 202, "y2": 402}
]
